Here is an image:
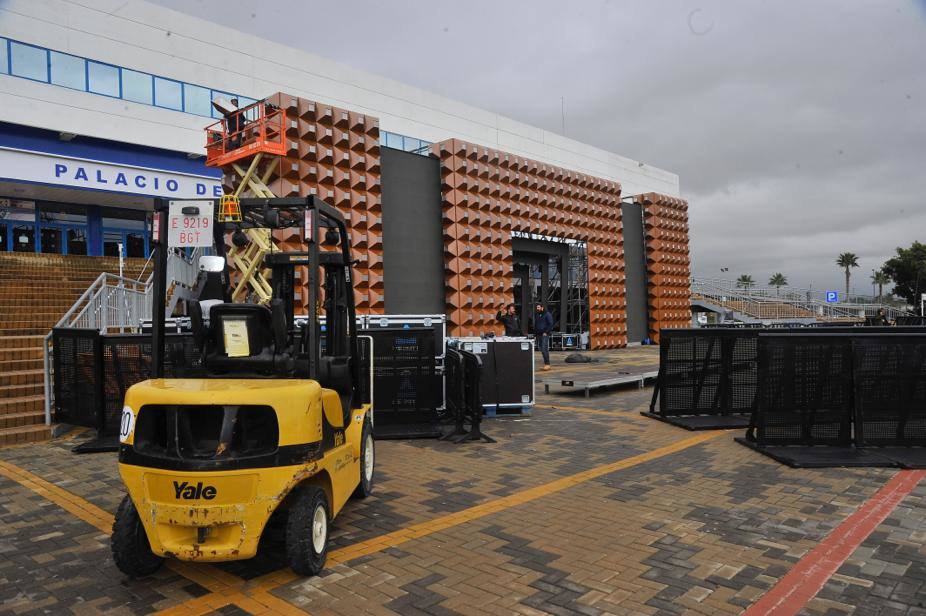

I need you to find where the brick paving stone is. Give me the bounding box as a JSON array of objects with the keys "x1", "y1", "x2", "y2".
[{"x1": 0, "y1": 347, "x2": 924, "y2": 614}]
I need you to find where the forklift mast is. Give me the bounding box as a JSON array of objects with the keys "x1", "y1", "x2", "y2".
[{"x1": 149, "y1": 196, "x2": 360, "y2": 391}]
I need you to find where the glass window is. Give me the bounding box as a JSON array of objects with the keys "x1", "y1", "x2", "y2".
[
  {"x1": 87, "y1": 61, "x2": 119, "y2": 96},
  {"x1": 0, "y1": 224, "x2": 6, "y2": 250},
  {"x1": 40, "y1": 227, "x2": 63, "y2": 254},
  {"x1": 102, "y1": 217, "x2": 144, "y2": 229},
  {"x1": 103, "y1": 230, "x2": 123, "y2": 257},
  {"x1": 67, "y1": 229, "x2": 87, "y2": 255},
  {"x1": 10, "y1": 42, "x2": 48, "y2": 81},
  {"x1": 122, "y1": 69, "x2": 152, "y2": 104},
  {"x1": 0, "y1": 38, "x2": 8, "y2": 75},
  {"x1": 384, "y1": 132, "x2": 403, "y2": 149},
  {"x1": 50, "y1": 51, "x2": 85, "y2": 89},
  {"x1": 125, "y1": 233, "x2": 145, "y2": 258},
  {"x1": 183, "y1": 83, "x2": 211, "y2": 116},
  {"x1": 12, "y1": 225, "x2": 35, "y2": 252},
  {"x1": 154, "y1": 76, "x2": 182, "y2": 110}
]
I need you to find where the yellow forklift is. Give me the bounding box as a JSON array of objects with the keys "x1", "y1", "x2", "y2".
[{"x1": 112, "y1": 196, "x2": 374, "y2": 576}]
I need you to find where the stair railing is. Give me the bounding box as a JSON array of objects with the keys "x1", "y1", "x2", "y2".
[{"x1": 42, "y1": 248, "x2": 203, "y2": 426}]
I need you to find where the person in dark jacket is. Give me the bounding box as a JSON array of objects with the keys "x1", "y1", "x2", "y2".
[
  {"x1": 496, "y1": 304, "x2": 521, "y2": 336},
  {"x1": 534, "y1": 303, "x2": 554, "y2": 370},
  {"x1": 224, "y1": 97, "x2": 243, "y2": 148}
]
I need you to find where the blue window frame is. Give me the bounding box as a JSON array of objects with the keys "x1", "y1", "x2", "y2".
[
  {"x1": 102, "y1": 227, "x2": 149, "y2": 258},
  {"x1": 154, "y1": 76, "x2": 183, "y2": 110},
  {"x1": 87, "y1": 61, "x2": 120, "y2": 97},
  {"x1": 1, "y1": 38, "x2": 9, "y2": 75},
  {"x1": 183, "y1": 84, "x2": 211, "y2": 116},
  {"x1": 10, "y1": 41, "x2": 48, "y2": 82},
  {"x1": 122, "y1": 69, "x2": 153, "y2": 104},
  {"x1": 0, "y1": 36, "x2": 356, "y2": 136},
  {"x1": 50, "y1": 51, "x2": 86, "y2": 90}
]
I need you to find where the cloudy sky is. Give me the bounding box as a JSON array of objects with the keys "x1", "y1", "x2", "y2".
[{"x1": 152, "y1": 0, "x2": 925, "y2": 295}]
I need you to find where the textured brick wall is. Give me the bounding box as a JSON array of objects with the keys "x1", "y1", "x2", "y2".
[
  {"x1": 636, "y1": 192, "x2": 691, "y2": 342},
  {"x1": 216, "y1": 95, "x2": 690, "y2": 349},
  {"x1": 433, "y1": 139, "x2": 626, "y2": 349},
  {"x1": 221, "y1": 92, "x2": 384, "y2": 313}
]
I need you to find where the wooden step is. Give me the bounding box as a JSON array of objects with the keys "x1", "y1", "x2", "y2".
[
  {"x1": 0, "y1": 411, "x2": 46, "y2": 430},
  {"x1": 0, "y1": 394, "x2": 44, "y2": 415},
  {"x1": 0, "y1": 347, "x2": 43, "y2": 362},
  {"x1": 0, "y1": 423, "x2": 52, "y2": 446},
  {"x1": 0, "y1": 382, "x2": 44, "y2": 398},
  {"x1": 0, "y1": 327, "x2": 50, "y2": 336},
  {"x1": 0, "y1": 335, "x2": 44, "y2": 349},
  {"x1": 0, "y1": 299, "x2": 76, "y2": 309},
  {"x1": 0, "y1": 370, "x2": 44, "y2": 387},
  {"x1": 0, "y1": 358, "x2": 43, "y2": 372}
]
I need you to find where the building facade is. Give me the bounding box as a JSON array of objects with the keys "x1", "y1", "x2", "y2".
[{"x1": 0, "y1": 0, "x2": 690, "y2": 347}]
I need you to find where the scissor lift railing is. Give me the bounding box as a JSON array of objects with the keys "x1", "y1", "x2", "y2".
[
  {"x1": 205, "y1": 98, "x2": 286, "y2": 304},
  {"x1": 205, "y1": 100, "x2": 285, "y2": 168}
]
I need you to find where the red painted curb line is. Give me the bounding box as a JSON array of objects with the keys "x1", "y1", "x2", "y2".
[{"x1": 744, "y1": 469, "x2": 926, "y2": 616}]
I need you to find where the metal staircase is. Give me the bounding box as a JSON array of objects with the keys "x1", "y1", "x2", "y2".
[{"x1": 41, "y1": 248, "x2": 202, "y2": 425}]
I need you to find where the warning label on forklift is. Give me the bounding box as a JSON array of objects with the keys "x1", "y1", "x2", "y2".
[
  {"x1": 223, "y1": 318, "x2": 251, "y2": 357},
  {"x1": 168, "y1": 200, "x2": 214, "y2": 247}
]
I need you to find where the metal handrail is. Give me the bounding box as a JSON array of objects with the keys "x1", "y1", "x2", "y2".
[
  {"x1": 691, "y1": 278, "x2": 914, "y2": 322},
  {"x1": 691, "y1": 279, "x2": 861, "y2": 321}
]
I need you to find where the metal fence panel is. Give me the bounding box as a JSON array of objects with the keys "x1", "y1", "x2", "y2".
[
  {"x1": 99, "y1": 334, "x2": 199, "y2": 436},
  {"x1": 659, "y1": 329, "x2": 759, "y2": 417},
  {"x1": 52, "y1": 328, "x2": 102, "y2": 429},
  {"x1": 753, "y1": 334, "x2": 854, "y2": 446},
  {"x1": 853, "y1": 336, "x2": 926, "y2": 447}
]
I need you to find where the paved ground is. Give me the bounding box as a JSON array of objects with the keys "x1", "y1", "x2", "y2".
[{"x1": 0, "y1": 347, "x2": 924, "y2": 615}]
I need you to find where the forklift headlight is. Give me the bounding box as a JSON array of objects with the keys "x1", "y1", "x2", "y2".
[{"x1": 119, "y1": 406, "x2": 136, "y2": 443}]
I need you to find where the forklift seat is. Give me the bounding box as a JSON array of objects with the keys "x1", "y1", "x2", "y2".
[{"x1": 203, "y1": 302, "x2": 293, "y2": 374}]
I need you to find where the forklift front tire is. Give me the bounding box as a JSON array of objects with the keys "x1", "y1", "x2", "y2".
[
  {"x1": 286, "y1": 486, "x2": 330, "y2": 576},
  {"x1": 353, "y1": 417, "x2": 375, "y2": 499},
  {"x1": 111, "y1": 494, "x2": 164, "y2": 577}
]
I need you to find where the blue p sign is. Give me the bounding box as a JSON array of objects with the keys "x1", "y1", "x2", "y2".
[{"x1": 825, "y1": 291, "x2": 839, "y2": 303}]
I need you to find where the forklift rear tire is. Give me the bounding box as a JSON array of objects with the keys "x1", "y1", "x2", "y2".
[
  {"x1": 111, "y1": 494, "x2": 163, "y2": 577},
  {"x1": 352, "y1": 417, "x2": 375, "y2": 499},
  {"x1": 286, "y1": 486, "x2": 329, "y2": 576}
]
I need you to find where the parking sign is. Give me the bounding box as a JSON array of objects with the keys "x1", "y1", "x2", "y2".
[{"x1": 825, "y1": 290, "x2": 839, "y2": 303}]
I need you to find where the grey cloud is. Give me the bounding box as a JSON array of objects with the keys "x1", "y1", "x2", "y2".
[{"x1": 149, "y1": 0, "x2": 926, "y2": 292}]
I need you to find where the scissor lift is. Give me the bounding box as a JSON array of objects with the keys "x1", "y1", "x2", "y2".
[{"x1": 205, "y1": 99, "x2": 286, "y2": 303}]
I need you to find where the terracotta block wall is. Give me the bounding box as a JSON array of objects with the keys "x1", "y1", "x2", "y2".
[
  {"x1": 221, "y1": 92, "x2": 384, "y2": 313},
  {"x1": 432, "y1": 139, "x2": 626, "y2": 349},
  {"x1": 636, "y1": 192, "x2": 691, "y2": 342}
]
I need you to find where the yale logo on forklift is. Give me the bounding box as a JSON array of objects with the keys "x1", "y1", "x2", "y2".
[{"x1": 173, "y1": 481, "x2": 217, "y2": 500}]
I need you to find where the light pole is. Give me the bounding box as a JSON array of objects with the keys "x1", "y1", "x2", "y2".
[{"x1": 872, "y1": 269, "x2": 876, "y2": 300}]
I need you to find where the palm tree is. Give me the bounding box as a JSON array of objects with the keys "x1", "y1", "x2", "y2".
[
  {"x1": 768, "y1": 273, "x2": 788, "y2": 296},
  {"x1": 735, "y1": 274, "x2": 755, "y2": 290},
  {"x1": 836, "y1": 252, "x2": 859, "y2": 298},
  {"x1": 871, "y1": 269, "x2": 891, "y2": 300}
]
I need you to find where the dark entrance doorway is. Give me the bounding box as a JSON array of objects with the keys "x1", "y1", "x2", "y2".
[{"x1": 512, "y1": 237, "x2": 571, "y2": 335}]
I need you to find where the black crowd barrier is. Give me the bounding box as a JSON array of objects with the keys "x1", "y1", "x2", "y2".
[
  {"x1": 645, "y1": 329, "x2": 758, "y2": 430},
  {"x1": 53, "y1": 328, "x2": 103, "y2": 430},
  {"x1": 368, "y1": 327, "x2": 443, "y2": 439},
  {"x1": 895, "y1": 316, "x2": 926, "y2": 326},
  {"x1": 442, "y1": 348, "x2": 494, "y2": 443},
  {"x1": 736, "y1": 332, "x2": 926, "y2": 468},
  {"x1": 648, "y1": 326, "x2": 926, "y2": 432},
  {"x1": 53, "y1": 329, "x2": 200, "y2": 438}
]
